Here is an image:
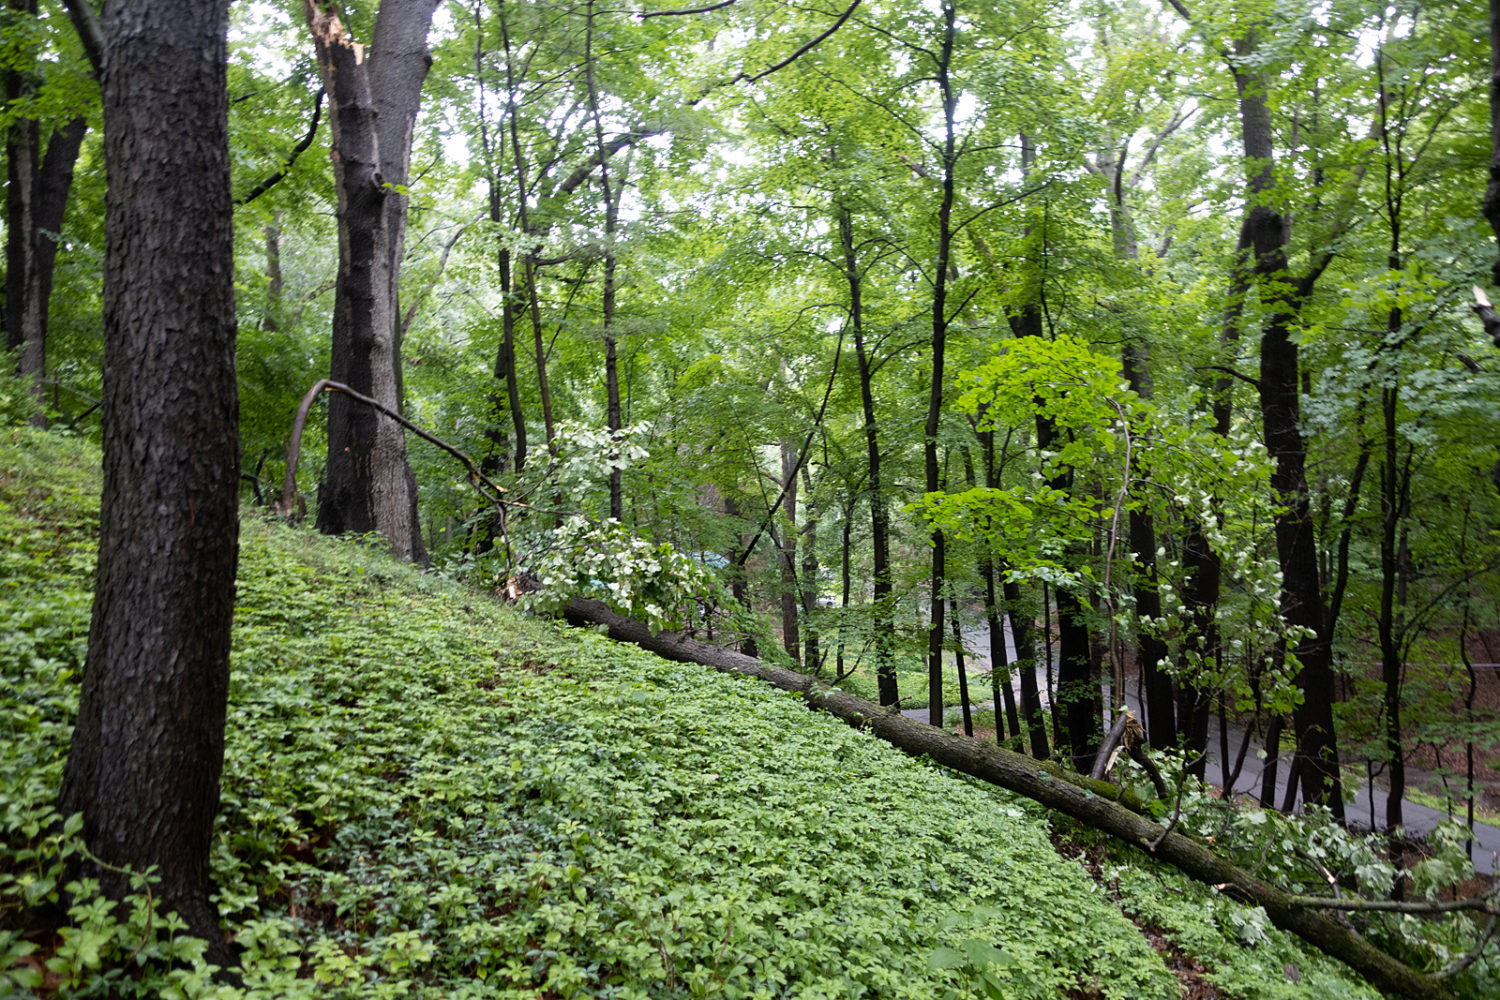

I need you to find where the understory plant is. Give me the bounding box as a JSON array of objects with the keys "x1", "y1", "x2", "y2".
[{"x1": 0, "y1": 427, "x2": 1463, "y2": 998}]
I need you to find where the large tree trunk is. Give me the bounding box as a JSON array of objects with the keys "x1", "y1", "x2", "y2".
[
  {"x1": 304, "y1": 0, "x2": 439, "y2": 565},
  {"x1": 561, "y1": 598, "x2": 1453, "y2": 1000},
  {"x1": 57, "y1": 0, "x2": 238, "y2": 969}
]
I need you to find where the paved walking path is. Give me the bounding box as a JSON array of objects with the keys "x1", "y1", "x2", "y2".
[{"x1": 898, "y1": 628, "x2": 1499, "y2": 876}]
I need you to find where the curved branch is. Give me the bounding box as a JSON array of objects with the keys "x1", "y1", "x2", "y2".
[
  {"x1": 278, "y1": 380, "x2": 509, "y2": 518},
  {"x1": 638, "y1": 0, "x2": 735, "y2": 17},
  {"x1": 737, "y1": 0, "x2": 862, "y2": 84},
  {"x1": 236, "y1": 89, "x2": 326, "y2": 207}
]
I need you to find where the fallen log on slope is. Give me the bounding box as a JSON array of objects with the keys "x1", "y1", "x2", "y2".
[{"x1": 562, "y1": 597, "x2": 1454, "y2": 1000}]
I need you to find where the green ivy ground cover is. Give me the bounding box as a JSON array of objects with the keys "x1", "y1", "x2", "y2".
[{"x1": 0, "y1": 427, "x2": 1380, "y2": 999}]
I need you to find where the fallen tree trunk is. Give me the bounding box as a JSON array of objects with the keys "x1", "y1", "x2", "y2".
[{"x1": 562, "y1": 597, "x2": 1454, "y2": 1000}]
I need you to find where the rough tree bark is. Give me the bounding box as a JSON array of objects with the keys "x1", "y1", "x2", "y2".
[
  {"x1": 303, "y1": 0, "x2": 440, "y2": 565},
  {"x1": 56, "y1": 0, "x2": 239, "y2": 969},
  {"x1": 561, "y1": 598, "x2": 1455, "y2": 1000}
]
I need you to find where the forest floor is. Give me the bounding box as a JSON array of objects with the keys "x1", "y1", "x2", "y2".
[{"x1": 2, "y1": 427, "x2": 1405, "y2": 999}]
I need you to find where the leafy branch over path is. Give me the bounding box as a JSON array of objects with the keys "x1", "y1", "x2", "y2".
[{"x1": 561, "y1": 598, "x2": 1468, "y2": 1000}]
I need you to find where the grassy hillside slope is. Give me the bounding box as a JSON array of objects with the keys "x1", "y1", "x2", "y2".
[{"x1": 0, "y1": 428, "x2": 1378, "y2": 999}]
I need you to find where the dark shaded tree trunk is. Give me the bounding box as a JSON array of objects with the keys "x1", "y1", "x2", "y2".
[
  {"x1": 1377, "y1": 372, "x2": 1407, "y2": 833},
  {"x1": 1230, "y1": 31, "x2": 1343, "y2": 818},
  {"x1": 4, "y1": 0, "x2": 41, "y2": 408},
  {"x1": 472, "y1": 13, "x2": 523, "y2": 480},
  {"x1": 585, "y1": 0, "x2": 626, "y2": 521},
  {"x1": 925, "y1": 2, "x2": 958, "y2": 728},
  {"x1": 839, "y1": 207, "x2": 896, "y2": 705},
  {"x1": 4, "y1": 0, "x2": 88, "y2": 426},
  {"x1": 1005, "y1": 577, "x2": 1050, "y2": 759},
  {"x1": 1006, "y1": 131, "x2": 1085, "y2": 762},
  {"x1": 800, "y1": 464, "x2": 820, "y2": 672},
  {"x1": 56, "y1": 0, "x2": 238, "y2": 968},
  {"x1": 1175, "y1": 230, "x2": 1250, "y2": 774},
  {"x1": 1484, "y1": 0, "x2": 1500, "y2": 284},
  {"x1": 840, "y1": 206, "x2": 894, "y2": 704},
  {"x1": 725, "y1": 494, "x2": 758, "y2": 658},
  {"x1": 1121, "y1": 342, "x2": 1174, "y2": 748},
  {"x1": 951, "y1": 597, "x2": 972, "y2": 737},
  {"x1": 778, "y1": 441, "x2": 801, "y2": 665},
  {"x1": 304, "y1": 0, "x2": 439, "y2": 565},
  {"x1": 1011, "y1": 287, "x2": 1096, "y2": 768},
  {"x1": 1090, "y1": 126, "x2": 1176, "y2": 751},
  {"x1": 975, "y1": 433, "x2": 1019, "y2": 742}
]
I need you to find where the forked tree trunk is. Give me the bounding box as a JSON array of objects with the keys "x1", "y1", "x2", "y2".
[
  {"x1": 304, "y1": 0, "x2": 439, "y2": 565},
  {"x1": 57, "y1": 0, "x2": 239, "y2": 969}
]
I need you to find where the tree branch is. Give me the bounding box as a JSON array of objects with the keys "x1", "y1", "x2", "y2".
[
  {"x1": 1473, "y1": 286, "x2": 1500, "y2": 347},
  {"x1": 236, "y1": 89, "x2": 326, "y2": 207},
  {"x1": 1282, "y1": 893, "x2": 1497, "y2": 916},
  {"x1": 638, "y1": 0, "x2": 735, "y2": 17},
  {"x1": 399, "y1": 219, "x2": 472, "y2": 337},
  {"x1": 59, "y1": 0, "x2": 103, "y2": 77},
  {"x1": 279, "y1": 380, "x2": 508, "y2": 519},
  {"x1": 735, "y1": 0, "x2": 862, "y2": 85}
]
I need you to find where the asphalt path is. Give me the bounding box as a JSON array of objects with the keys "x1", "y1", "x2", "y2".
[{"x1": 898, "y1": 623, "x2": 1499, "y2": 876}]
